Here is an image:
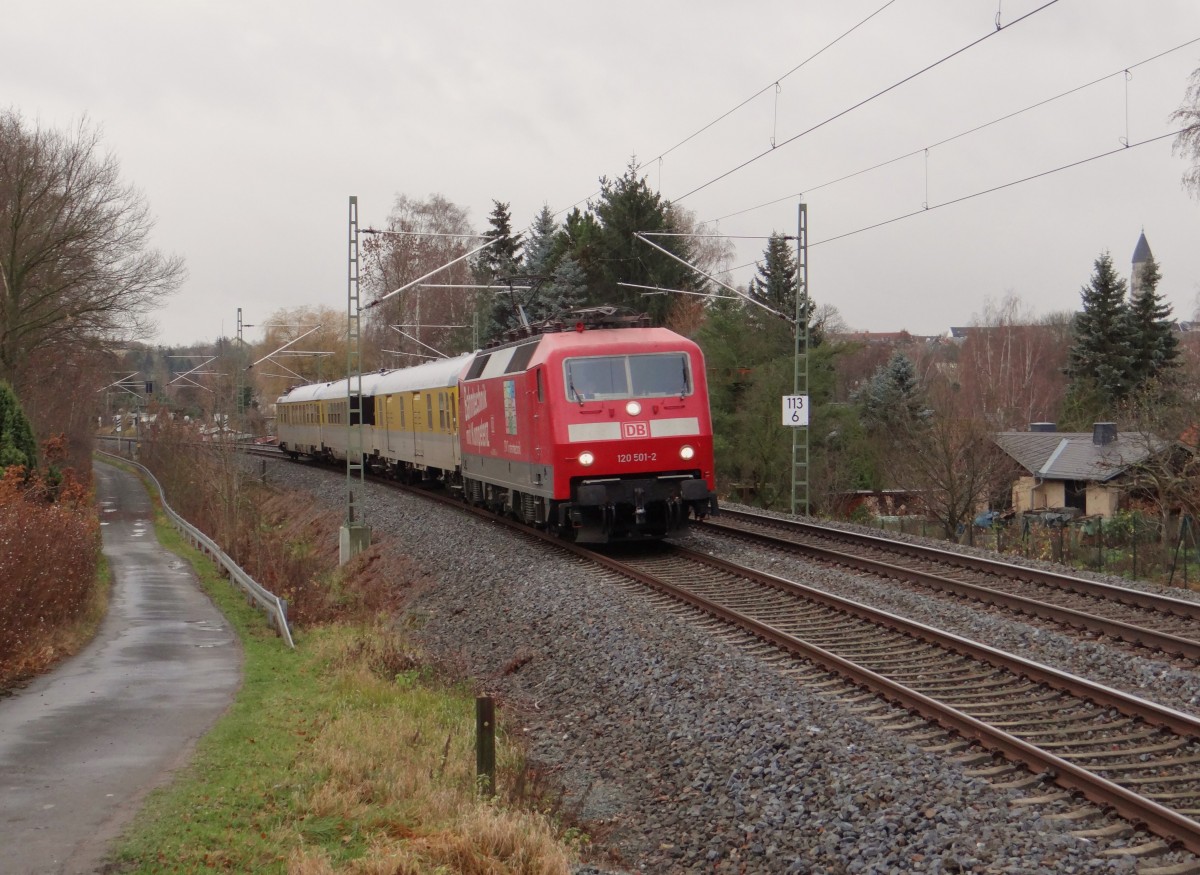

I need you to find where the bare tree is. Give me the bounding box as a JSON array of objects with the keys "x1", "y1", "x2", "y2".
[
  {"x1": 1115, "y1": 385, "x2": 1200, "y2": 566},
  {"x1": 1172, "y1": 65, "x2": 1200, "y2": 198},
  {"x1": 0, "y1": 111, "x2": 185, "y2": 392},
  {"x1": 360, "y1": 194, "x2": 477, "y2": 368},
  {"x1": 890, "y1": 382, "x2": 1015, "y2": 540},
  {"x1": 660, "y1": 204, "x2": 734, "y2": 336},
  {"x1": 956, "y1": 294, "x2": 1069, "y2": 428},
  {"x1": 250, "y1": 305, "x2": 347, "y2": 402}
]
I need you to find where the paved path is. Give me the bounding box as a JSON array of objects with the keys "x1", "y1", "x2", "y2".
[{"x1": 0, "y1": 461, "x2": 242, "y2": 874}]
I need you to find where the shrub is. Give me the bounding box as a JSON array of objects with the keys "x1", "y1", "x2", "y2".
[{"x1": 0, "y1": 461, "x2": 99, "y2": 687}]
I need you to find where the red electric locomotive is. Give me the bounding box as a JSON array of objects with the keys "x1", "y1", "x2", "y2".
[{"x1": 458, "y1": 321, "x2": 718, "y2": 542}]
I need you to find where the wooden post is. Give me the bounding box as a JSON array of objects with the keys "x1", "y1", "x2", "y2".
[{"x1": 476, "y1": 696, "x2": 495, "y2": 797}]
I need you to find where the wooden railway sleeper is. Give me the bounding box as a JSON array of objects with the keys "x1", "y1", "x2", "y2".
[
  {"x1": 1016, "y1": 720, "x2": 1144, "y2": 742},
  {"x1": 1118, "y1": 769, "x2": 1200, "y2": 785},
  {"x1": 923, "y1": 686, "x2": 1051, "y2": 705},
  {"x1": 1058, "y1": 738, "x2": 1192, "y2": 760}
]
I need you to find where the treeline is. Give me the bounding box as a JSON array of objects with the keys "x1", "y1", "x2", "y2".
[{"x1": 113, "y1": 164, "x2": 1199, "y2": 543}]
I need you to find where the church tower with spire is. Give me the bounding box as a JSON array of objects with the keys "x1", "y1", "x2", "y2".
[{"x1": 1131, "y1": 230, "x2": 1153, "y2": 298}]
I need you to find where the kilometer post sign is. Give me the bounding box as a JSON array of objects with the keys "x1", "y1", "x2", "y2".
[{"x1": 782, "y1": 395, "x2": 809, "y2": 427}]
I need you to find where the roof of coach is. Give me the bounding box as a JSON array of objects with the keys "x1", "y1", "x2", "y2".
[
  {"x1": 276, "y1": 370, "x2": 392, "y2": 404},
  {"x1": 374, "y1": 352, "x2": 475, "y2": 394},
  {"x1": 276, "y1": 355, "x2": 474, "y2": 405}
]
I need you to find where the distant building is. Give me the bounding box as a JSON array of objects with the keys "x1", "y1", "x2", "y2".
[
  {"x1": 831, "y1": 330, "x2": 943, "y2": 345},
  {"x1": 1131, "y1": 230, "x2": 1153, "y2": 298},
  {"x1": 993, "y1": 422, "x2": 1167, "y2": 518}
]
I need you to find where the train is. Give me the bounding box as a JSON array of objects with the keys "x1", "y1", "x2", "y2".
[{"x1": 274, "y1": 317, "x2": 719, "y2": 543}]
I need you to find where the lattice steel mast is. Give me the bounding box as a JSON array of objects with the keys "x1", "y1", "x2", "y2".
[
  {"x1": 341, "y1": 195, "x2": 371, "y2": 563},
  {"x1": 791, "y1": 202, "x2": 810, "y2": 516}
]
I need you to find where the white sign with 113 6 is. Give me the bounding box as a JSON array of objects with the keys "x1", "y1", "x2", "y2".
[{"x1": 782, "y1": 395, "x2": 809, "y2": 427}]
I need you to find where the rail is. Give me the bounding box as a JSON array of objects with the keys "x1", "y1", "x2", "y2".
[{"x1": 96, "y1": 448, "x2": 295, "y2": 648}]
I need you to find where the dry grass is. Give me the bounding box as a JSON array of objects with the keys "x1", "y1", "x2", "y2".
[{"x1": 281, "y1": 630, "x2": 573, "y2": 875}]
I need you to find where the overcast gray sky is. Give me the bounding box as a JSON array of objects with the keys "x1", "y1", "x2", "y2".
[{"x1": 5, "y1": 0, "x2": 1199, "y2": 346}]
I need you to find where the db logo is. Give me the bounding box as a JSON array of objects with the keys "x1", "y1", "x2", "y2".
[{"x1": 621, "y1": 422, "x2": 649, "y2": 438}]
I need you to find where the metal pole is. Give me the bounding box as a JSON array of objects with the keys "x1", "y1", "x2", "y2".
[
  {"x1": 341, "y1": 196, "x2": 371, "y2": 564},
  {"x1": 236, "y1": 307, "x2": 245, "y2": 424},
  {"x1": 791, "y1": 203, "x2": 810, "y2": 516},
  {"x1": 476, "y1": 696, "x2": 496, "y2": 797}
]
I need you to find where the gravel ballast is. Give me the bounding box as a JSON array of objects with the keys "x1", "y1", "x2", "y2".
[{"x1": 258, "y1": 457, "x2": 1200, "y2": 873}]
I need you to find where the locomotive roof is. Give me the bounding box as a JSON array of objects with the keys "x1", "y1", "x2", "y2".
[
  {"x1": 464, "y1": 327, "x2": 694, "y2": 381},
  {"x1": 276, "y1": 353, "x2": 475, "y2": 404},
  {"x1": 534, "y1": 327, "x2": 693, "y2": 354}
]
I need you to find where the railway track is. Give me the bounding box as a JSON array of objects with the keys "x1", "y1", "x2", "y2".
[
  {"x1": 577, "y1": 541, "x2": 1200, "y2": 857},
  {"x1": 699, "y1": 508, "x2": 1200, "y2": 662},
  {"x1": 241, "y1": 450, "x2": 1200, "y2": 860}
]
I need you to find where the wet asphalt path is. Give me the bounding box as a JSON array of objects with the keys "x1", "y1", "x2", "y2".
[{"x1": 0, "y1": 461, "x2": 242, "y2": 874}]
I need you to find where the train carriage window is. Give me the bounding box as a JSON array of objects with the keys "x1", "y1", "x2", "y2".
[
  {"x1": 426, "y1": 393, "x2": 433, "y2": 430},
  {"x1": 399, "y1": 396, "x2": 406, "y2": 429},
  {"x1": 438, "y1": 392, "x2": 447, "y2": 430}
]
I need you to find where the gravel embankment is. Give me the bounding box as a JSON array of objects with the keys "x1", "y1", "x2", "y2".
[{"x1": 257, "y1": 456, "x2": 1200, "y2": 874}]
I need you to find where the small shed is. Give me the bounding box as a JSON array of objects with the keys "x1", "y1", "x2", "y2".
[{"x1": 993, "y1": 423, "x2": 1165, "y2": 519}]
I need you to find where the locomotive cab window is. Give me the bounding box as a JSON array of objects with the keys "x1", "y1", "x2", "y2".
[{"x1": 563, "y1": 353, "x2": 692, "y2": 401}]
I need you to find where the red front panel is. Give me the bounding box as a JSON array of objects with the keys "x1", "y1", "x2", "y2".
[
  {"x1": 538, "y1": 332, "x2": 716, "y2": 500},
  {"x1": 458, "y1": 328, "x2": 716, "y2": 503}
]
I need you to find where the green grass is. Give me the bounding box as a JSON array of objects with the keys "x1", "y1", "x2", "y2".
[
  {"x1": 109, "y1": 483, "x2": 572, "y2": 874},
  {"x1": 111, "y1": 518, "x2": 312, "y2": 872}
]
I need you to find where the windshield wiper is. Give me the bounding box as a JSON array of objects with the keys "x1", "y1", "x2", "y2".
[
  {"x1": 680, "y1": 359, "x2": 690, "y2": 399},
  {"x1": 567, "y1": 364, "x2": 584, "y2": 406}
]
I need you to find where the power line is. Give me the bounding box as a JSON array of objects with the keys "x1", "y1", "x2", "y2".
[
  {"x1": 673, "y1": 0, "x2": 1063, "y2": 204},
  {"x1": 709, "y1": 35, "x2": 1200, "y2": 224},
  {"x1": 545, "y1": 2, "x2": 901, "y2": 226},
  {"x1": 649, "y1": 0, "x2": 901, "y2": 166},
  {"x1": 809, "y1": 125, "x2": 1199, "y2": 248}
]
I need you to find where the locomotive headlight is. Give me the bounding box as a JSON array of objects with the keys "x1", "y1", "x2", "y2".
[
  {"x1": 578, "y1": 451, "x2": 596, "y2": 466},
  {"x1": 625, "y1": 400, "x2": 642, "y2": 416},
  {"x1": 679, "y1": 445, "x2": 696, "y2": 461}
]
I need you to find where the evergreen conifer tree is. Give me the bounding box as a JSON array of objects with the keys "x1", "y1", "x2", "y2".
[
  {"x1": 854, "y1": 351, "x2": 927, "y2": 432},
  {"x1": 1126, "y1": 253, "x2": 1180, "y2": 390},
  {"x1": 0, "y1": 382, "x2": 37, "y2": 472},
  {"x1": 749, "y1": 231, "x2": 819, "y2": 343},
  {"x1": 476, "y1": 201, "x2": 523, "y2": 279},
  {"x1": 750, "y1": 232, "x2": 798, "y2": 316},
  {"x1": 522, "y1": 204, "x2": 561, "y2": 280},
  {"x1": 531, "y1": 256, "x2": 587, "y2": 323},
  {"x1": 1065, "y1": 252, "x2": 1135, "y2": 408},
  {"x1": 589, "y1": 159, "x2": 695, "y2": 323}
]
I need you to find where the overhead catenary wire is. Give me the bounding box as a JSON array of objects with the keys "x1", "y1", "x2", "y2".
[
  {"x1": 645, "y1": 121, "x2": 1200, "y2": 277},
  {"x1": 543, "y1": 1, "x2": 901, "y2": 224},
  {"x1": 672, "y1": 0, "x2": 1063, "y2": 204},
  {"x1": 649, "y1": 0, "x2": 900, "y2": 166},
  {"x1": 708, "y1": 35, "x2": 1200, "y2": 224},
  {"x1": 809, "y1": 125, "x2": 1200, "y2": 248}
]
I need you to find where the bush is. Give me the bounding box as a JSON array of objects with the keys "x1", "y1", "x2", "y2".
[{"x1": 0, "y1": 462, "x2": 99, "y2": 687}]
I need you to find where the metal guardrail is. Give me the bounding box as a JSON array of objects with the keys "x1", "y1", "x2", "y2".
[{"x1": 96, "y1": 447, "x2": 295, "y2": 648}]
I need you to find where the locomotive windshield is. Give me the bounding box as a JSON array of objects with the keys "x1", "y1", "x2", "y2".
[{"x1": 564, "y1": 353, "x2": 692, "y2": 401}]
